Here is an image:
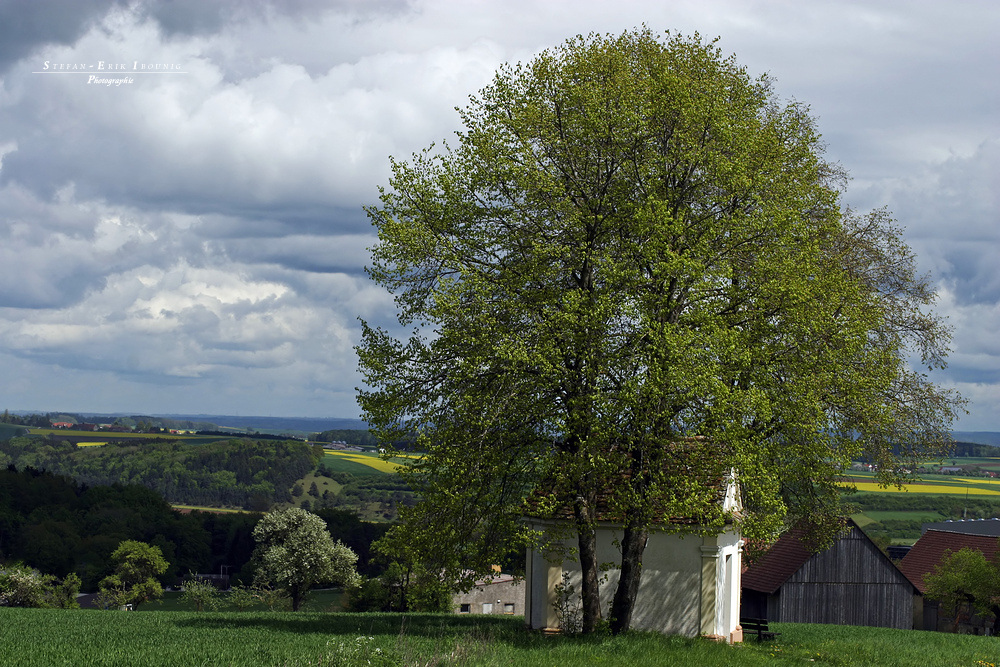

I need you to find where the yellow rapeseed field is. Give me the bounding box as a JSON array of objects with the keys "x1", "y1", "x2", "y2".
[
  {"x1": 324, "y1": 450, "x2": 406, "y2": 473},
  {"x1": 952, "y1": 477, "x2": 1000, "y2": 487},
  {"x1": 847, "y1": 481, "x2": 1000, "y2": 496}
]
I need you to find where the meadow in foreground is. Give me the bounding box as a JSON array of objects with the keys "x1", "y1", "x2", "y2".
[{"x1": 2, "y1": 608, "x2": 1000, "y2": 666}]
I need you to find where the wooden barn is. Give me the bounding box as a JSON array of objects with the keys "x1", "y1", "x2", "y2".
[{"x1": 741, "y1": 519, "x2": 919, "y2": 629}]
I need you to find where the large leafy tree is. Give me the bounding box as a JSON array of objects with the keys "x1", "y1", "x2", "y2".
[
  {"x1": 357, "y1": 28, "x2": 962, "y2": 633},
  {"x1": 97, "y1": 540, "x2": 169, "y2": 609},
  {"x1": 251, "y1": 508, "x2": 359, "y2": 611}
]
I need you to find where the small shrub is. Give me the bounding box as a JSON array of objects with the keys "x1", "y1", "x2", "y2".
[
  {"x1": 226, "y1": 584, "x2": 259, "y2": 611},
  {"x1": 553, "y1": 572, "x2": 582, "y2": 635},
  {"x1": 180, "y1": 576, "x2": 220, "y2": 611}
]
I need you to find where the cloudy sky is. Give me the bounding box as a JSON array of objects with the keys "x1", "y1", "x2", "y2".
[{"x1": 0, "y1": 0, "x2": 996, "y2": 429}]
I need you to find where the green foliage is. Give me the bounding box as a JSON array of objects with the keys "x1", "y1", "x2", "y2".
[
  {"x1": 0, "y1": 412, "x2": 51, "y2": 428},
  {"x1": 0, "y1": 466, "x2": 388, "y2": 595},
  {"x1": 0, "y1": 423, "x2": 28, "y2": 442},
  {"x1": 314, "y1": 508, "x2": 392, "y2": 577},
  {"x1": 357, "y1": 26, "x2": 962, "y2": 633},
  {"x1": 251, "y1": 508, "x2": 360, "y2": 611},
  {"x1": 313, "y1": 429, "x2": 379, "y2": 446},
  {"x1": 924, "y1": 544, "x2": 1000, "y2": 631},
  {"x1": 179, "y1": 575, "x2": 220, "y2": 611},
  {"x1": 0, "y1": 436, "x2": 318, "y2": 509},
  {"x1": 347, "y1": 561, "x2": 451, "y2": 613},
  {"x1": 553, "y1": 572, "x2": 582, "y2": 635},
  {"x1": 225, "y1": 584, "x2": 261, "y2": 611},
  {"x1": 315, "y1": 464, "x2": 416, "y2": 521},
  {"x1": 0, "y1": 564, "x2": 79, "y2": 608},
  {"x1": 249, "y1": 584, "x2": 292, "y2": 611},
  {"x1": 346, "y1": 576, "x2": 392, "y2": 612},
  {"x1": 97, "y1": 540, "x2": 169, "y2": 609}
]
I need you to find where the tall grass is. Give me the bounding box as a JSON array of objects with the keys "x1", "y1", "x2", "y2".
[{"x1": 1, "y1": 608, "x2": 999, "y2": 666}]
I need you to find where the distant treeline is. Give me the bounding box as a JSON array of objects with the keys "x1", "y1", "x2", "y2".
[
  {"x1": 196, "y1": 430, "x2": 302, "y2": 441},
  {"x1": 0, "y1": 411, "x2": 52, "y2": 428},
  {"x1": 312, "y1": 429, "x2": 379, "y2": 446},
  {"x1": 0, "y1": 465, "x2": 389, "y2": 592},
  {"x1": 1, "y1": 410, "x2": 218, "y2": 432},
  {"x1": 0, "y1": 436, "x2": 323, "y2": 509},
  {"x1": 311, "y1": 429, "x2": 418, "y2": 450},
  {"x1": 952, "y1": 441, "x2": 1000, "y2": 457},
  {"x1": 952, "y1": 432, "x2": 1000, "y2": 447}
]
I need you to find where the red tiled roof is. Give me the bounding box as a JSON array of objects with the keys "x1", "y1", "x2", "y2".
[{"x1": 899, "y1": 529, "x2": 1000, "y2": 593}]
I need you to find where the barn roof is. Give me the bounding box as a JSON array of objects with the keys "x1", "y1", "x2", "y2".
[
  {"x1": 741, "y1": 524, "x2": 815, "y2": 594},
  {"x1": 898, "y1": 529, "x2": 1000, "y2": 593},
  {"x1": 741, "y1": 518, "x2": 919, "y2": 594}
]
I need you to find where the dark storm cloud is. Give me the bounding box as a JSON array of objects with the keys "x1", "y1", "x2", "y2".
[
  {"x1": 0, "y1": 0, "x2": 995, "y2": 425},
  {"x1": 0, "y1": 0, "x2": 125, "y2": 70},
  {"x1": 882, "y1": 139, "x2": 1000, "y2": 307},
  {"x1": 139, "y1": 0, "x2": 410, "y2": 37},
  {"x1": 221, "y1": 233, "x2": 374, "y2": 275}
]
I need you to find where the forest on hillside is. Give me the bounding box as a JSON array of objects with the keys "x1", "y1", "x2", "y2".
[
  {"x1": 0, "y1": 466, "x2": 389, "y2": 591},
  {"x1": 0, "y1": 436, "x2": 322, "y2": 509}
]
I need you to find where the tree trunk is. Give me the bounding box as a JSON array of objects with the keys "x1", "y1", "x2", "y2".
[
  {"x1": 610, "y1": 521, "x2": 648, "y2": 634},
  {"x1": 574, "y1": 495, "x2": 603, "y2": 633}
]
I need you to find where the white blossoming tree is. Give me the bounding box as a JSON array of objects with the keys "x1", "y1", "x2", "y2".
[{"x1": 251, "y1": 507, "x2": 360, "y2": 611}]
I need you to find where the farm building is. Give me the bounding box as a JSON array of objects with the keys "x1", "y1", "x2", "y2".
[
  {"x1": 919, "y1": 518, "x2": 1000, "y2": 537},
  {"x1": 741, "y1": 519, "x2": 919, "y2": 629},
  {"x1": 899, "y1": 528, "x2": 1000, "y2": 632},
  {"x1": 523, "y1": 462, "x2": 743, "y2": 641},
  {"x1": 452, "y1": 569, "x2": 525, "y2": 615}
]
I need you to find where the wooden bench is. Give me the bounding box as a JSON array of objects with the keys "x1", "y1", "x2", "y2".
[{"x1": 740, "y1": 617, "x2": 780, "y2": 642}]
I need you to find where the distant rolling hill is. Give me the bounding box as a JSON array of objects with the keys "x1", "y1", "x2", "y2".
[
  {"x1": 65, "y1": 413, "x2": 368, "y2": 434},
  {"x1": 147, "y1": 414, "x2": 368, "y2": 433},
  {"x1": 952, "y1": 432, "x2": 1000, "y2": 447}
]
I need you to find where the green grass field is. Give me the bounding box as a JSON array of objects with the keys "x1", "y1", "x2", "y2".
[
  {"x1": 2, "y1": 609, "x2": 999, "y2": 666},
  {"x1": 152, "y1": 589, "x2": 348, "y2": 613},
  {"x1": 861, "y1": 510, "x2": 947, "y2": 522}
]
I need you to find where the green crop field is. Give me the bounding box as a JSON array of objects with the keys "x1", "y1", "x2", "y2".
[
  {"x1": 321, "y1": 453, "x2": 392, "y2": 476},
  {"x1": 28, "y1": 428, "x2": 183, "y2": 439},
  {"x1": 321, "y1": 450, "x2": 416, "y2": 476},
  {"x1": 927, "y1": 457, "x2": 1000, "y2": 470},
  {"x1": 23, "y1": 428, "x2": 229, "y2": 446},
  {"x1": 2, "y1": 609, "x2": 1000, "y2": 666},
  {"x1": 0, "y1": 422, "x2": 28, "y2": 441},
  {"x1": 861, "y1": 510, "x2": 947, "y2": 522},
  {"x1": 152, "y1": 589, "x2": 348, "y2": 612}
]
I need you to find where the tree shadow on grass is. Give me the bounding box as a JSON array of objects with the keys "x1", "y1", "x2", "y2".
[{"x1": 174, "y1": 612, "x2": 530, "y2": 640}]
